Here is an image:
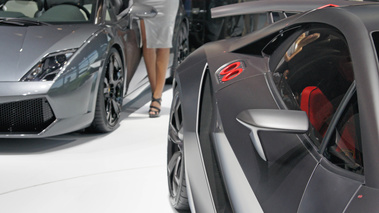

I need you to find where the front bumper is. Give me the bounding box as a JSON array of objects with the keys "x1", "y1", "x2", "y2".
[
  {"x1": 0, "y1": 97, "x2": 55, "y2": 134},
  {"x1": 0, "y1": 76, "x2": 97, "y2": 138}
]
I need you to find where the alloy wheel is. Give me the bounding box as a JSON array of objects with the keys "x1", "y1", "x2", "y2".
[
  {"x1": 103, "y1": 52, "x2": 123, "y2": 127},
  {"x1": 167, "y1": 88, "x2": 189, "y2": 210}
]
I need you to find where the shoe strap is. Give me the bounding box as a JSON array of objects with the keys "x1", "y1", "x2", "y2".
[
  {"x1": 151, "y1": 97, "x2": 162, "y2": 105},
  {"x1": 149, "y1": 105, "x2": 161, "y2": 112}
]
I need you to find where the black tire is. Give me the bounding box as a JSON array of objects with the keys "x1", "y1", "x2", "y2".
[
  {"x1": 169, "y1": 21, "x2": 189, "y2": 82},
  {"x1": 167, "y1": 85, "x2": 189, "y2": 210},
  {"x1": 89, "y1": 48, "x2": 124, "y2": 133}
]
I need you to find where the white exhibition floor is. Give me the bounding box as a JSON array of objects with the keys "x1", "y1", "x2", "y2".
[{"x1": 0, "y1": 86, "x2": 177, "y2": 212}]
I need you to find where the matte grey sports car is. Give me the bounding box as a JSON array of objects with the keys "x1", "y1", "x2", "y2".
[
  {"x1": 0, "y1": 0, "x2": 188, "y2": 137},
  {"x1": 167, "y1": 1, "x2": 379, "y2": 212}
]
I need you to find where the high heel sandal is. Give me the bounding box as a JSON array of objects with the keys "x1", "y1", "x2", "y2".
[{"x1": 149, "y1": 96, "x2": 162, "y2": 118}]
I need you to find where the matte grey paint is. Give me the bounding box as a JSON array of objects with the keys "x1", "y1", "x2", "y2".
[
  {"x1": 345, "y1": 185, "x2": 379, "y2": 212},
  {"x1": 213, "y1": 132, "x2": 263, "y2": 212},
  {"x1": 298, "y1": 163, "x2": 362, "y2": 213},
  {"x1": 211, "y1": 0, "x2": 369, "y2": 19},
  {"x1": 172, "y1": 3, "x2": 379, "y2": 213},
  {"x1": 175, "y1": 51, "x2": 217, "y2": 212}
]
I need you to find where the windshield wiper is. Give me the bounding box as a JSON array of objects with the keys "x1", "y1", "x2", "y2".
[{"x1": 0, "y1": 18, "x2": 49, "y2": 26}]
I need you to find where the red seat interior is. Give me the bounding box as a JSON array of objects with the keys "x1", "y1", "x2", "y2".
[{"x1": 300, "y1": 86, "x2": 334, "y2": 136}]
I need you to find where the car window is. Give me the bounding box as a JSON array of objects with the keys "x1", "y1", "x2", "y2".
[
  {"x1": 105, "y1": 0, "x2": 125, "y2": 22},
  {"x1": 2, "y1": 0, "x2": 38, "y2": 18},
  {"x1": 217, "y1": 12, "x2": 290, "y2": 39},
  {"x1": 323, "y1": 92, "x2": 363, "y2": 175},
  {"x1": 105, "y1": 0, "x2": 113, "y2": 22},
  {"x1": 272, "y1": 26, "x2": 354, "y2": 147},
  {"x1": 284, "y1": 12, "x2": 297, "y2": 17},
  {"x1": 241, "y1": 13, "x2": 268, "y2": 34},
  {"x1": 271, "y1": 12, "x2": 281, "y2": 22},
  {"x1": 0, "y1": 0, "x2": 97, "y2": 23},
  {"x1": 372, "y1": 31, "x2": 379, "y2": 64}
]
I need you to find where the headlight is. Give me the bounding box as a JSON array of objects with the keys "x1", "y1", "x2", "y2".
[{"x1": 21, "y1": 49, "x2": 77, "y2": 81}]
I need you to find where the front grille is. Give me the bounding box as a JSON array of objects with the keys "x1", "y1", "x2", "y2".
[{"x1": 0, "y1": 98, "x2": 56, "y2": 134}]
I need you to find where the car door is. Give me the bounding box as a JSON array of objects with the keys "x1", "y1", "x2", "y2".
[
  {"x1": 103, "y1": 0, "x2": 145, "y2": 95},
  {"x1": 269, "y1": 25, "x2": 364, "y2": 212}
]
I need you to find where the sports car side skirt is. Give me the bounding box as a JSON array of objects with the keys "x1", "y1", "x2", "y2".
[
  {"x1": 197, "y1": 70, "x2": 233, "y2": 212},
  {"x1": 212, "y1": 131, "x2": 264, "y2": 212}
]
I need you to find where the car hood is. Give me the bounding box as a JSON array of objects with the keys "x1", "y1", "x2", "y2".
[{"x1": 0, "y1": 24, "x2": 100, "y2": 81}]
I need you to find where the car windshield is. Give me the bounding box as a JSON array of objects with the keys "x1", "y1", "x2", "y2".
[{"x1": 0, "y1": 0, "x2": 97, "y2": 24}]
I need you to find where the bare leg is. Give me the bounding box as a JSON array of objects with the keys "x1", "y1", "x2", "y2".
[
  {"x1": 141, "y1": 20, "x2": 170, "y2": 116},
  {"x1": 149, "y1": 48, "x2": 169, "y2": 117},
  {"x1": 141, "y1": 20, "x2": 157, "y2": 92},
  {"x1": 153, "y1": 48, "x2": 169, "y2": 99}
]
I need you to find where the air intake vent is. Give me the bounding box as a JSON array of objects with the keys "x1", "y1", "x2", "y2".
[{"x1": 0, "y1": 98, "x2": 56, "y2": 133}]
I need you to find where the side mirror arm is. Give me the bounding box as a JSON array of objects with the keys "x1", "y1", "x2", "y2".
[{"x1": 236, "y1": 109, "x2": 309, "y2": 161}]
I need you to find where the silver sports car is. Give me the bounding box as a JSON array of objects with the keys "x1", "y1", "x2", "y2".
[{"x1": 0, "y1": 0, "x2": 188, "y2": 137}]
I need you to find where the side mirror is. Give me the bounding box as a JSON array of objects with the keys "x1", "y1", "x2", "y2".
[
  {"x1": 236, "y1": 109, "x2": 309, "y2": 161},
  {"x1": 129, "y1": 2, "x2": 158, "y2": 19},
  {"x1": 117, "y1": 3, "x2": 157, "y2": 27}
]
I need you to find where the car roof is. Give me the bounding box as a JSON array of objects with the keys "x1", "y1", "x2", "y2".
[
  {"x1": 341, "y1": 4, "x2": 379, "y2": 32},
  {"x1": 226, "y1": 3, "x2": 379, "y2": 53},
  {"x1": 210, "y1": 0, "x2": 372, "y2": 18}
]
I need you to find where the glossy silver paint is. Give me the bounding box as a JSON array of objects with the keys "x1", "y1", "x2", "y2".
[
  {"x1": 237, "y1": 109, "x2": 309, "y2": 131},
  {"x1": 0, "y1": 0, "x2": 187, "y2": 137},
  {"x1": 237, "y1": 109, "x2": 309, "y2": 161}
]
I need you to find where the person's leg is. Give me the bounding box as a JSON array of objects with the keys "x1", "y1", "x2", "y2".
[
  {"x1": 148, "y1": 48, "x2": 169, "y2": 116},
  {"x1": 140, "y1": 20, "x2": 157, "y2": 93},
  {"x1": 154, "y1": 48, "x2": 170, "y2": 98},
  {"x1": 141, "y1": 20, "x2": 168, "y2": 117}
]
